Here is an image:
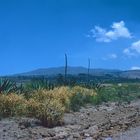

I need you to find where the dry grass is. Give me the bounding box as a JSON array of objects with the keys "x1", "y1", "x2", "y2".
[{"x1": 0, "y1": 86, "x2": 97, "y2": 127}]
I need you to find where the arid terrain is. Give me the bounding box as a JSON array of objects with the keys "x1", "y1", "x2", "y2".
[{"x1": 0, "y1": 100, "x2": 140, "y2": 140}]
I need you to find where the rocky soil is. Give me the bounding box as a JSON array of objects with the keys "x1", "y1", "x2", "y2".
[
  {"x1": 114, "y1": 126, "x2": 140, "y2": 140},
  {"x1": 0, "y1": 100, "x2": 140, "y2": 140}
]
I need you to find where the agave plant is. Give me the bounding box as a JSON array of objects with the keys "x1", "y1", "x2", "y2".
[
  {"x1": 0, "y1": 79, "x2": 22, "y2": 94},
  {"x1": 25, "y1": 79, "x2": 55, "y2": 91}
]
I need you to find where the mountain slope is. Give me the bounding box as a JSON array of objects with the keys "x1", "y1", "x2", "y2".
[
  {"x1": 15, "y1": 66, "x2": 140, "y2": 79},
  {"x1": 16, "y1": 66, "x2": 120, "y2": 76}
]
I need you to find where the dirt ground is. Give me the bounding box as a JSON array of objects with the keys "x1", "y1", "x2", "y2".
[
  {"x1": 0, "y1": 100, "x2": 140, "y2": 140},
  {"x1": 113, "y1": 126, "x2": 140, "y2": 140}
]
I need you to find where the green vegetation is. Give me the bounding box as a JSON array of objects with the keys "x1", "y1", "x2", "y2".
[
  {"x1": 0, "y1": 79, "x2": 23, "y2": 94},
  {"x1": 0, "y1": 78, "x2": 140, "y2": 127},
  {"x1": 24, "y1": 79, "x2": 55, "y2": 91},
  {"x1": 0, "y1": 94, "x2": 26, "y2": 117}
]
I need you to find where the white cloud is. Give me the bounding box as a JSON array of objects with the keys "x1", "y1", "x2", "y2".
[
  {"x1": 123, "y1": 40, "x2": 140, "y2": 57},
  {"x1": 123, "y1": 48, "x2": 130, "y2": 54},
  {"x1": 123, "y1": 48, "x2": 135, "y2": 56},
  {"x1": 131, "y1": 40, "x2": 140, "y2": 53},
  {"x1": 102, "y1": 53, "x2": 117, "y2": 60},
  {"x1": 89, "y1": 21, "x2": 132, "y2": 42},
  {"x1": 108, "y1": 53, "x2": 117, "y2": 59},
  {"x1": 131, "y1": 66, "x2": 140, "y2": 70},
  {"x1": 90, "y1": 26, "x2": 110, "y2": 42}
]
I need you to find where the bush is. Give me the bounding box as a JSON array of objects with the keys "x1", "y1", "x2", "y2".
[
  {"x1": 0, "y1": 86, "x2": 98, "y2": 127},
  {"x1": 69, "y1": 93, "x2": 96, "y2": 111},
  {"x1": 29, "y1": 89, "x2": 66, "y2": 127},
  {"x1": 0, "y1": 94, "x2": 26, "y2": 117},
  {"x1": 32, "y1": 87, "x2": 71, "y2": 111},
  {"x1": 72, "y1": 86, "x2": 97, "y2": 96},
  {"x1": 35, "y1": 98, "x2": 65, "y2": 127},
  {"x1": 25, "y1": 98, "x2": 40, "y2": 117},
  {"x1": 69, "y1": 86, "x2": 97, "y2": 111},
  {"x1": 49, "y1": 87, "x2": 71, "y2": 109},
  {"x1": 69, "y1": 92, "x2": 85, "y2": 111},
  {"x1": 0, "y1": 91, "x2": 65, "y2": 128}
]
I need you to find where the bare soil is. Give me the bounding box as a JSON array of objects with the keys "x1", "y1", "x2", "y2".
[{"x1": 0, "y1": 100, "x2": 140, "y2": 140}]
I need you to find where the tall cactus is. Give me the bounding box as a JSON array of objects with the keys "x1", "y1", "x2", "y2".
[
  {"x1": 87, "y1": 58, "x2": 90, "y2": 84},
  {"x1": 64, "y1": 53, "x2": 68, "y2": 85}
]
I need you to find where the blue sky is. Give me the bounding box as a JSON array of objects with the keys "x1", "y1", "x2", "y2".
[{"x1": 1, "y1": 0, "x2": 140, "y2": 75}]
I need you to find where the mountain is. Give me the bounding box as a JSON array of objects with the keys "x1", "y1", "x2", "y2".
[
  {"x1": 14, "y1": 66, "x2": 140, "y2": 79},
  {"x1": 120, "y1": 70, "x2": 140, "y2": 79},
  {"x1": 15, "y1": 66, "x2": 119, "y2": 76}
]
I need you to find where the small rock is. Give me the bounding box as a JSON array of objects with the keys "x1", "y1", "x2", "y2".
[
  {"x1": 73, "y1": 133, "x2": 81, "y2": 138},
  {"x1": 84, "y1": 133, "x2": 90, "y2": 137},
  {"x1": 19, "y1": 125, "x2": 26, "y2": 130},
  {"x1": 3, "y1": 129, "x2": 6, "y2": 132},
  {"x1": 85, "y1": 137, "x2": 93, "y2": 140},
  {"x1": 86, "y1": 112, "x2": 90, "y2": 116},
  {"x1": 56, "y1": 132, "x2": 68, "y2": 139},
  {"x1": 49, "y1": 132, "x2": 55, "y2": 137},
  {"x1": 84, "y1": 125, "x2": 98, "y2": 136},
  {"x1": 105, "y1": 137, "x2": 112, "y2": 140}
]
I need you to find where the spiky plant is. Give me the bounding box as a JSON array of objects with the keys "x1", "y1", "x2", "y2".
[
  {"x1": 25, "y1": 79, "x2": 54, "y2": 91},
  {"x1": 0, "y1": 79, "x2": 20, "y2": 94}
]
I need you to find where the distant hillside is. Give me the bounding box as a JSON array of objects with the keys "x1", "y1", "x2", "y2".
[
  {"x1": 120, "y1": 70, "x2": 140, "y2": 79},
  {"x1": 16, "y1": 66, "x2": 122, "y2": 77},
  {"x1": 15, "y1": 66, "x2": 140, "y2": 79}
]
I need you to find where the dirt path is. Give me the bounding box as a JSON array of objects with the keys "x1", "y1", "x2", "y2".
[{"x1": 0, "y1": 100, "x2": 140, "y2": 140}]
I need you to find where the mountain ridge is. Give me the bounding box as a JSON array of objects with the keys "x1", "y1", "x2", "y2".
[{"x1": 14, "y1": 66, "x2": 140, "y2": 79}]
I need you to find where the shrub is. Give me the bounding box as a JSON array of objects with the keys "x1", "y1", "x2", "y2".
[
  {"x1": 36, "y1": 98, "x2": 65, "y2": 127},
  {"x1": 69, "y1": 92, "x2": 86, "y2": 111},
  {"x1": 0, "y1": 92, "x2": 65, "y2": 128},
  {"x1": 49, "y1": 87, "x2": 71, "y2": 108},
  {"x1": 29, "y1": 89, "x2": 66, "y2": 127},
  {"x1": 72, "y1": 86, "x2": 97, "y2": 96},
  {"x1": 0, "y1": 94, "x2": 26, "y2": 117},
  {"x1": 25, "y1": 98, "x2": 40, "y2": 117},
  {"x1": 69, "y1": 86, "x2": 97, "y2": 111},
  {"x1": 87, "y1": 85, "x2": 124, "y2": 105},
  {"x1": 32, "y1": 87, "x2": 71, "y2": 110},
  {"x1": 68, "y1": 86, "x2": 97, "y2": 111},
  {"x1": 0, "y1": 86, "x2": 98, "y2": 127},
  {"x1": 31, "y1": 89, "x2": 48, "y2": 102}
]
